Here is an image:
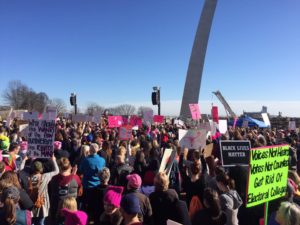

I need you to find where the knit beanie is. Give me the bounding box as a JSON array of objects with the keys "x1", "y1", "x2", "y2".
[
  {"x1": 61, "y1": 208, "x2": 88, "y2": 225},
  {"x1": 103, "y1": 186, "x2": 124, "y2": 208}
]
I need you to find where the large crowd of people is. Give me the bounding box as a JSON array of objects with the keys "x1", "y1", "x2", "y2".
[{"x1": 0, "y1": 116, "x2": 300, "y2": 225}]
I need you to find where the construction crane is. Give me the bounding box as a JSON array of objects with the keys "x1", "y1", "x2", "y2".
[{"x1": 213, "y1": 90, "x2": 237, "y2": 119}]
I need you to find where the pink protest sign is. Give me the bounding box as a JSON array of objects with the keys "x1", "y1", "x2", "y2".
[
  {"x1": 211, "y1": 106, "x2": 219, "y2": 124},
  {"x1": 153, "y1": 115, "x2": 164, "y2": 124},
  {"x1": 233, "y1": 117, "x2": 238, "y2": 128},
  {"x1": 122, "y1": 116, "x2": 129, "y2": 125},
  {"x1": 189, "y1": 104, "x2": 201, "y2": 120},
  {"x1": 108, "y1": 116, "x2": 123, "y2": 128},
  {"x1": 119, "y1": 125, "x2": 132, "y2": 140},
  {"x1": 130, "y1": 116, "x2": 142, "y2": 127}
]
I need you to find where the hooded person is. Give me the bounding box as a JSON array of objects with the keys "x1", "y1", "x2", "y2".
[
  {"x1": 99, "y1": 186, "x2": 124, "y2": 225},
  {"x1": 126, "y1": 174, "x2": 152, "y2": 225},
  {"x1": 216, "y1": 172, "x2": 243, "y2": 225}
]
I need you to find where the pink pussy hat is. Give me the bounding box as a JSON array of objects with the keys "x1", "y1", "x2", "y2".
[
  {"x1": 61, "y1": 208, "x2": 87, "y2": 225},
  {"x1": 53, "y1": 141, "x2": 62, "y2": 150},
  {"x1": 103, "y1": 186, "x2": 124, "y2": 208}
]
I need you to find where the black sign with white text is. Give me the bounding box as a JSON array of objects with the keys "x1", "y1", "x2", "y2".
[{"x1": 220, "y1": 140, "x2": 251, "y2": 166}]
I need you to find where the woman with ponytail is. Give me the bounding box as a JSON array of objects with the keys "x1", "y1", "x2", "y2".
[
  {"x1": 216, "y1": 172, "x2": 243, "y2": 225},
  {"x1": 0, "y1": 186, "x2": 31, "y2": 225},
  {"x1": 192, "y1": 188, "x2": 226, "y2": 225}
]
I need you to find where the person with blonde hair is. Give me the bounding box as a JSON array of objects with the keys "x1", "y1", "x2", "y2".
[
  {"x1": 275, "y1": 201, "x2": 300, "y2": 225},
  {"x1": 61, "y1": 197, "x2": 87, "y2": 225}
]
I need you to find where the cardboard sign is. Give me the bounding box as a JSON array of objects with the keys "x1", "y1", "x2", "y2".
[
  {"x1": 130, "y1": 116, "x2": 142, "y2": 127},
  {"x1": 189, "y1": 103, "x2": 201, "y2": 120},
  {"x1": 108, "y1": 116, "x2": 123, "y2": 128},
  {"x1": 211, "y1": 106, "x2": 219, "y2": 124},
  {"x1": 203, "y1": 143, "x2": 214, "y2": 158},
  {"x1": 143, "y1": 110, "x2": 153, "y2": 124},
  {"x1": 159, "y1": 148, "x2": 177, "y2": 177},
  {"x1": 27, "y1": 119, "x2": 55, "y2": 158},
  {"x1": 261, "y1": 113, "x2": 271, "y2": 127},
  {"x1": 179, "y1": 129, "x2": 207, "y2": 150},
  {"x1": 288, "y1": 121, "x2": 296, "y2": 131},
  {"x1": 119, "y1": 125, "x2": 132, "y2": 140},
  {"x1": 220, "y1": 140, "x2": 251, "y2": 166},
  {"x1": 218, "y1": 120, "x2": 228, "y2": 134},
  {"x1": 153, "y1": 115, "x2": 164, "y2": 124},
  {"x1": 246, "y1": 145, "x2": 289, "y2": 208}
]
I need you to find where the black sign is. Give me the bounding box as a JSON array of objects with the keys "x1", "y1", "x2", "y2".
[{"x1": 220, "y1": 140, "x2": 251, "y2": 166}]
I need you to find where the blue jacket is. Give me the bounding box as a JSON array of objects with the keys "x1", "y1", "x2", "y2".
[{"x1": 79, "y1": 154, "x2": 105, "y2": 188}]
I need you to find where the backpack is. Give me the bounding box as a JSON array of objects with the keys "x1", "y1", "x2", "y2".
[
  {"x1": 28, "y1": 175, "x2": 45, "y2": 208},
  {"x1": 189, "y1": 195, "x2": 203, "y2": 219}
]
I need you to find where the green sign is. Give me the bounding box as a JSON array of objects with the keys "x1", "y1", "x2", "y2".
[{"x1": 246, "y1": 145, "x2": 289, "y2": 208}]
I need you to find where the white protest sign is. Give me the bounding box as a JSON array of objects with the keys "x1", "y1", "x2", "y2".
[
  {"x1": 167, "y1": 220, "x2": 182, "y2": 225},
  {"x1": 27, "y1": 119, "x2": 55, "y2": 158},
  {"x1": 159, "y1": 148, "x2": 177, "y2": 177},
  {"x1": 261, "y1": 113, "x2": 271, "y2": 127},
  {"x1": 289, "y1": 121, "x2": 296, "y2": 131},
  {"x1": 143, "y1": 110, "x2": 153, "y2": 124},
  {"x1": 198, "y1": 122, "x2": 211, "y2": 132},
  {"x1": 219, "y1": 120, "x2": 228, "y2": 134},
  {"x1": 23, "y1": 112, "x2": 39, "y2": 120},
  {"x1": 179, "y1": 129, "x2": 207, "y2": 150}
]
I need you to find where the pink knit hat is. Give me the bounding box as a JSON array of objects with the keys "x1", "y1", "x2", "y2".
[
  {"x1": 127, "y1": 174, "x2": 142, "y2": 189},
  {"x1": 20, "y1": 141, "x2": 28, "y2": 151},
  {"x1": 103, "y1": 186, "x2": 124, "y2": 208},
  {"x1": 61, "y1": 208, "x2": 87, "y2": 225},
  {"x1": 53, "y1": 141, "x2": 62, "y2": 150}
]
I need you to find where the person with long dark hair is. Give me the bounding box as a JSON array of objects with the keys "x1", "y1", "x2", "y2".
[{"x1": 192, "y1": 188, "x2": 226, "y2": 225}]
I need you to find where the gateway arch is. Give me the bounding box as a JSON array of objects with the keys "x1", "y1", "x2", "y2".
[{"x1": 180, "y1": 0, "x2": 218, "y2": 119}]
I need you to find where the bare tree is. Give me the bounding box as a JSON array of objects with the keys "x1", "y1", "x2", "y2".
[
  {"x1": 137, "y1": 106, "x2": 153, "y2": 117},
  {"x1": 50, "y1": 98, "x2": 67, "y2": 115},
  {"x1": 85, "y1": 103, "x2": 105, "y2": 116},
  {"x1": 114, "y1": 104, "x2": 136, "y2": 116},
  {"x1": 2, "y1": 80, "x2": 49, "y2": 112}
]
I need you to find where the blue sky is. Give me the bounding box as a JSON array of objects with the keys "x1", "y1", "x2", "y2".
[{"x1": 0, "y1": 0, "x2": 300, "y2": 115}]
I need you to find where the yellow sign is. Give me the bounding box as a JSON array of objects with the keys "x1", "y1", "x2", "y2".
[{"x1": 246, "y1": 145, "x2": 289, "y2": 208}]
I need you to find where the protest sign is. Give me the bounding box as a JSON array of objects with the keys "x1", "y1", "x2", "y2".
[
  {"x1": 189, "y1": 103, "x2": 201, "y2": 120},
  {"x1": 288, "y1": 121, "x2": 296, "y2": 131},
  {"x1": 153, "y1": 115, "x2": 164, "y2": 124},
  {"x1": 220, "y1": 140, "x2": 251, "y2": 166},
  {"x1": 130, "y1": 116, "x2": 142, "y2": 127},
  {"x1": 108, "y1": 116, "x2": 123, "y2": 128},
  {"x1": 233, "y1": 117, "x2": 238, "y2": 128},
  {"x1": 218, "y1": 120, "x2": 228, "y2": 134},
  {"x1": 167, "y1": 220, "x2": 182, "y2": 225},
  {"x1": 159, "y1": 148, "x2": 177, "y2": 177},
  {"x1": 203, "y1": 143, "x2": 214, "y2": 158},
  {"x1": 119, "y1": 125, "x2": 132, "y2": 140},
  {"x1": 261, "y1": 113, "x2": 271, "y2": 127},
  {"x1": 23, "y1": 112, "x2": 39, "y2": 120},
  {"x1": 246, "y1": 145, "x2": 289, "y2": 208},
  {"x1": 143, "y1": 110, "x2": 153, "y2": 124},
  {"x1": 198, "y1": 122, "x2": 211, "y2": 132},
  {"x1": 211, "y1": 106, "x2": 219, "y2": 124},
  {"x1": 72, "y1": 114, "x2": 93, "y2": 123},
  {"x1": 27, "y1": 119, "x2": 55, "y2": 158},
  {"x1": 179, "y1": 129, "x2": 207, "y2": 150},
  {"x1": 122, "y1": 116, "x2": 129, "y2": 126}
]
